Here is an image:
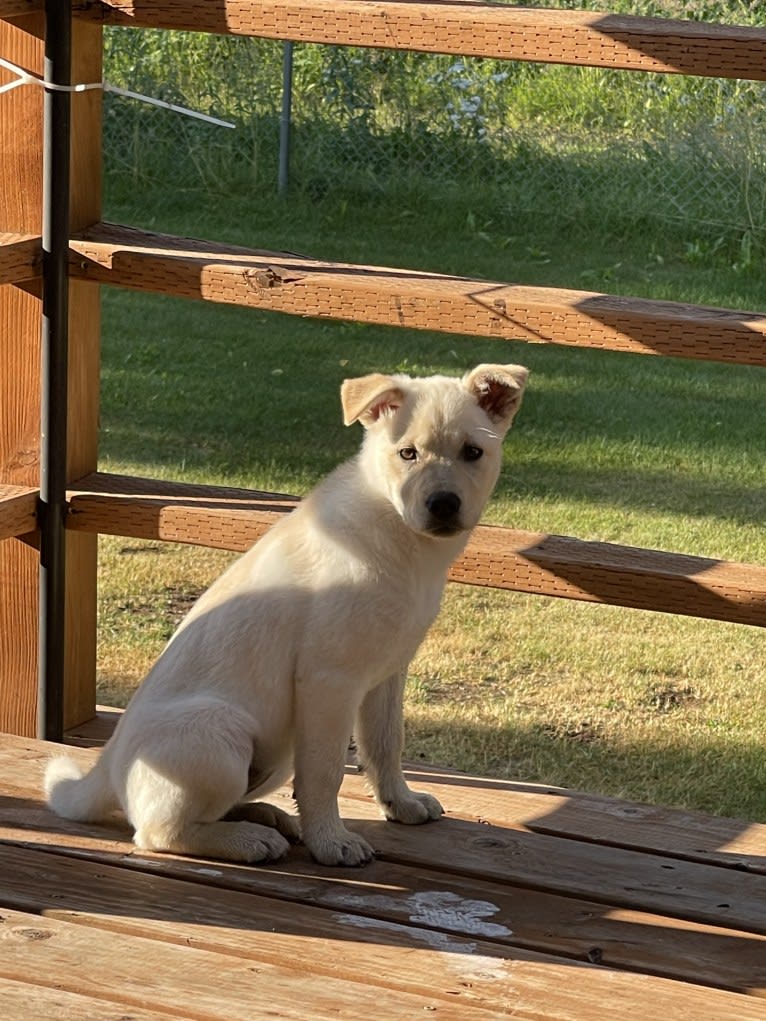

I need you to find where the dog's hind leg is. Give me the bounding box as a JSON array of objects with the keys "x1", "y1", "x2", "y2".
[
  {"x1": 125, "y1": 705, "x2": 291, "y2": 865},
  {"x1": 355, "y1": 671, "x2": 443, "y2": 824},
  {"x1": 224, "y1": 801, "x2": 301, "y2": 843}
]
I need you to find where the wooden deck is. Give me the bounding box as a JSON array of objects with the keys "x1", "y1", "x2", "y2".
[{"x1": 1, "y1": 723, "x2": 765, "y2": 1019}]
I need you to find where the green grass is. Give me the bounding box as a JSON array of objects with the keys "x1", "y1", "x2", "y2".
[{"x1": 97, "y1": 185, "x2": 766, "y2": 823}]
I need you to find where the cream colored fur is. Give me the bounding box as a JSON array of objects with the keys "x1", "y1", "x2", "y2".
[{"x1": 45, "y1": 363, "x2": 528, "y2": 867}]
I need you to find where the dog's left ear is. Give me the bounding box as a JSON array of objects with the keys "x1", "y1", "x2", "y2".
[
  {"x1": 463, "y1": 364, "x2": 529, "y2": 431},
  {"x1": 341, "y1": 374, "x2": 406, "y2": 427}
]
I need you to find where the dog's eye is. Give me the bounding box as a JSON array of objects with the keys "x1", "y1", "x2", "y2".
[
  {"x1": 399, "y1": 446, "x2": 418, "y2": 462},
  {"x1": 463, "y1": 444, "x2": 484, "y2": 462}
]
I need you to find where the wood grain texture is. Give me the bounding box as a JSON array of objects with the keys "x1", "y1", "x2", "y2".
[
  {"x1": 72, "y1": 1, "x2": 766, "y2": 81},
  {"x1": 1, "y1": 734, "x2": 765, "y2": 1016},
  {"x1": 0, "y1": 485, "x2": 37, "y2": 539},
  {"x1": 0, "y1": 15, "x2": 45, "y2": 738},
  {"x1": 0, "y1": 233, "x2": 39, "y2": 284},
  {"x1": 70, "y1": 223, "x2": 766, "y2": 367},
  {"x1": 0, "y1": 17, "x2": 102, "y2": 735}
]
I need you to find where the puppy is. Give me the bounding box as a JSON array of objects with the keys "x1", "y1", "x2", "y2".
[{"x1": 45, "y1": 363, "x2": 528, "y2": 867}]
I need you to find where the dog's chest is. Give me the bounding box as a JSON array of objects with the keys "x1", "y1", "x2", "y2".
[{"x1": 301, "y1": 557, "x2": 445, "y2": 684}]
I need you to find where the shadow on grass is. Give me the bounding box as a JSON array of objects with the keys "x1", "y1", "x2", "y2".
[{"x1": 404, "y1": 714, "x2": 766, "y2": 827}]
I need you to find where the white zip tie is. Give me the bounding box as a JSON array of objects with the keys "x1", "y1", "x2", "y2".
[{"x1": 0, "y1": 56, "x2": 235, "y2": 129}]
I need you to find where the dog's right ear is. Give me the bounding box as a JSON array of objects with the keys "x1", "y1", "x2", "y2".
[{"x1": 341, "y1": 374, "x2": 405, "y2": 427}]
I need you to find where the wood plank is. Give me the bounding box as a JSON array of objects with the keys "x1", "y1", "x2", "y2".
[
  {"x1": 2, "y1": 841, "x2": 765, "y2": 998},
  {"x1": 2, "y1": 737, "x2": 766, "y2": 938},
  {"x1": 392, "y1": 762, "x2": 766, "y2": 874},
  {"x1": 66, "y1": 471, "x2": 298, "y2": 550},
  {"x1": 66, "y1": 472, "x2": 766, "y2": 627},
  {"x1": 0, "y1": 13, "x2": 46, "y2": 740},
  {"x1": 0, "y1": 17, "x2": 102, "y2": 736},
  {"x1": 0, "y1": 977, "x2": 188, "y2": 1021},
  {"x1": 60, "y1": 17, "x2": 104, "y2": 732},
  {"x1": 70, "y1": 223, "x2": 766, "y2": 367},
  {"x1": 73, "y1": 1, "x2": 766, "y2": 82},
  {"x1": 0, "y1": 484, "x2": 37, "y2": 540},
  {"x1": 0, "y1": 907, "x2": 503, "y2": 1021},
  {"x1": 0, "y1": 233, "x2": 39, "y2": 284}
]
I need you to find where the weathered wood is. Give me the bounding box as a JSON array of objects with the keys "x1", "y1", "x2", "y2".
[
  {"x1": 392, "y1": 762, "x2": 766, "y2": 874},
  {"x1": 65, "y1": 472, "x2": 766, "y2": 627},
  {"x1": 0, "y1": 978, "x2": 189, "y2": 1021},
  {"x1": 0, "y1": 485, "x2": 37, "y2": 540},
  {"x1": 2, "y1": 737, "x2": 765, "y2": 939},
  {"x1": 0, "y1": 233, "x2": 39, "y2": 284},
  {"x1": 3, "y1": 842, "x2": 765, "y2": 1003},
  {"x1": 70, "y1": 223, "x2": 766, "y2": 367},
  {"x1": 0, "y1": 17, "x2": 102, "y2": 736},
  {"x1": 2, "y1": 735, "x2": 766, "y2": 1014},
  {"x1": 72, "y1": 1, "x2": 766, "y2": 82},
  {"x1": 0, "y1": 907, "x2": 487, "y2": 1021}
]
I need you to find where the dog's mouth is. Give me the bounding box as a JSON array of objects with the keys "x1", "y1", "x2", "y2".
[{"x1": 424, "y1": 521, "x2": 466, "y2": 538}]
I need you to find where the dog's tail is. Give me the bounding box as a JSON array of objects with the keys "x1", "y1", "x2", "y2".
[{"x1": 44, "y1": 749, "x2": 119, "y2": 822}]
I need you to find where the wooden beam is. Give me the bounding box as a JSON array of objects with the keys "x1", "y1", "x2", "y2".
[
  {"x1": 67, "y1": 472, "x2": 298, "y2": 551},
  {"x1": 0, "y1": 233, "x2": 39, "y2": 284},
  {"x1": 73, "y1": 1, "x2": 766, "y2": 81},
  {"x1": 70, "y1": 223, "x2": 766, "y2": 367},
  {"x1": 67, "y1": 473, "x2": 766, "y2": 628},
  {"x1": 0, "y1": 14, "x2": 47, "y2": 739},
  {"x1": 0, "y1": 485, "x2": 37, "y2": 540},
  {"x1": 0, "y1": 15, "x2": 102, "y2": 738},
  {"x1": 0, "y1": 1, "x2": 40, "y2": 16}
]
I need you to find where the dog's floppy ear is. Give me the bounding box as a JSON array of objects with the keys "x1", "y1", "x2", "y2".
[
  {"x1": 341, "y1": 374, "x2": 405, "y2": 427},
  {"x1": 463, "y1": 363, "x2": 529, "y2": 430}
]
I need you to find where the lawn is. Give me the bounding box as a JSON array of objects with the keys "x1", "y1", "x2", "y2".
[{"x1": 96, "y1": 181, "x2": 766, "y2": 822}]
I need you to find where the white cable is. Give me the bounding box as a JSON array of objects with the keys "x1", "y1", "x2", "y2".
[{"x1": 0, "y1": 56, "x2": 235, "y2": 129}]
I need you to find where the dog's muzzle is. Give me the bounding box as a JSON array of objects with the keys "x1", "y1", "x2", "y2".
[{"x1": 425, "y1": 490, "x2": 463, "y2": 535}]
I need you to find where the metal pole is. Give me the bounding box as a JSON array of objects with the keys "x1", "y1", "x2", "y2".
[
  {"x1": 278, "y1": 41, "x2": 294, "y2": 195},
  {"x1": 39, "y1": 0, "x2": 72, "y2": 742}
]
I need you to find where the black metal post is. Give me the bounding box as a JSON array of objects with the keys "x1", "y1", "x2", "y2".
[{"x1": 39, "y1": 0, "x2": 72, "y2": 741}]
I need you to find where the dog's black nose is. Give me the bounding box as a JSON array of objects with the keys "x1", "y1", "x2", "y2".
[{"x1": 426, "y1": 491, "x2": 462, "y2": 523}]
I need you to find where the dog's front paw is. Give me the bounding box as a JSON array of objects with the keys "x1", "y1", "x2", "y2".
[
  {"x1": 306, "y1": 827, "x2": 376, "y2": 867},
  {"x1": 384, "y1": 791, "x2": 444, "y2": 825}
]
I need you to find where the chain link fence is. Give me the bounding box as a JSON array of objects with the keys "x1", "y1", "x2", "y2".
[{"x1": 102, "y1": 14, "x2": 766, "y2": 251}]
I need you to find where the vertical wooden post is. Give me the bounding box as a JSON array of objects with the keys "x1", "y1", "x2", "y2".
[{"x1": 0, "y1": 13, "x2": 101, "y2": 736}]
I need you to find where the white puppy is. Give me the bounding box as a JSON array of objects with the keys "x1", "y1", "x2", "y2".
[{"x1": 45, "y1": 363, "x2": 528, "y2": 867}]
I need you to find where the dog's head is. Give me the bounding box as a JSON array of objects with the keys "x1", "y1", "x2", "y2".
[{"x1": 341, "y1": 364, "x2": 529, "y2": 539}]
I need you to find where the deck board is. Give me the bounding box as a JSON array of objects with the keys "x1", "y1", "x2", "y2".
[{"x1": 1, "y1": 733, "x2": 765, "y2": 1017}]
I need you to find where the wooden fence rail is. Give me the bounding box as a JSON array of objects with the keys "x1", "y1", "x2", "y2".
[{"x1": 69, "y1": 0, "x2": 766, "y2": 81}]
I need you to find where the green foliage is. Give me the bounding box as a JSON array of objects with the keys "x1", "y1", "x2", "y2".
[{"x1": 103, "y1": 2, "x2": 766, "y2": 252}]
